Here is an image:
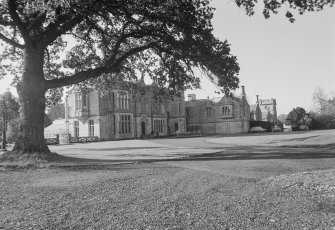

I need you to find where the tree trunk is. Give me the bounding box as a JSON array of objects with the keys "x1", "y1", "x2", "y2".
[{"x1": 12, "y1": 47, "x2": 50, "y2": 154}]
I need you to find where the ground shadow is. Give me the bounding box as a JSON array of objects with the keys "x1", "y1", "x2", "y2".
[{"x1": 136, "y1": 145, "x2": 335, "y2": 163}]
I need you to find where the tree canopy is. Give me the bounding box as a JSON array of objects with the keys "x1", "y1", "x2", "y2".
[
  {"x1": 1, "y1": 0, "x2": 334, "y2": 96},
  {"x1": 236, "y1": 0, "x2": 334, "y2": 22},
  {"x1": 0, "y1": 0, "x2": 242, "y2": 98},
  {"x1": 47, "y1": 103, "x2": 65, "y2": 122}
]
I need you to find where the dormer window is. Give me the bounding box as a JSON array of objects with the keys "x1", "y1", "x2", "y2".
[
  {"x1": 221, "y1": 105, "x2": 233, "y2": 118},
  {"x1": 206, "y1": 107, "x2": 213, "y2": 117}
]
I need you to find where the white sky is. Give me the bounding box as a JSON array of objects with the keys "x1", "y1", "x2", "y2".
[
  {"x1": 187, "y1": 0, "x2": 335, "y2": 114},
  {"x1": 1, "y1": 1, "x2": 334, "y2": 114}
]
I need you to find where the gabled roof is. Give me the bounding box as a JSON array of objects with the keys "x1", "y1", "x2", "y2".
[
  {"x1": 44, "y1": 119, "x2": 67, "y2": 134},
  {"x1": 250, "y1": 104, "x2": 258, "y2": 112},
  {"x1": 186, "y1": 95, "x2": 242, "y2": 107}
]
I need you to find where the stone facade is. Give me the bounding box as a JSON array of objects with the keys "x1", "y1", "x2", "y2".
[
  {"x1": 185, "y1": 86, "x2": 250, "y2": 135},
  {"x1": 64, "y1": 81, "x2": 186, "y2": 141},
  {"x1": 250, "y1": 96, "x2": 278, "y2": 124}
]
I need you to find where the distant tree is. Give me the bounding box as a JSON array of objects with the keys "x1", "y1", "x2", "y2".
[
  {"x1": 0, "y1": 91, "x2": 20, "y2": 121},
  {"x1": 312, "y1": 87, "x2": 335, "y2": 115},
  {"x1": 6, "y1": 118, "x2": 20, "y2": 142},
  {"x1": 277, "y1": 114, "x2": 287, "y2": 123},
  {"x1": 324, "y1": 97, "x2": 335, "y2": 115},
  {"x1": 285, "y1": 107, "x2": 308, "y2": 131},
  {"x1": 0, "y1": 91, "x2": 20, "y2": 143},
  {"x1": 47, "y1": 103, "x2": 65, "y2": 122},
  {"x1": 312, "y1": 87, "x2": 328, "y2": 113},
  {"x1": 309, "y1": 112, "x2": 335, "y2": 130}
]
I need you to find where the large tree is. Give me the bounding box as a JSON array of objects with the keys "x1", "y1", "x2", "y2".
[
  {"x1": 0, "y1": 0, "x2": 334, "y2": 156},
  {"x1": 285, "y1": 107, "x2": 309, "y2": 130}
]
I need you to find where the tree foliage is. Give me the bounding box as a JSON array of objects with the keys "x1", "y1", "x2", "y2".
[
  {"x1": 0, "y1": 91, "x2": 19, "y2": 120},
  {"x1": 236, "y1": 0, "x2": 334, "y2": 22},
  {"x1": 47, "y1": 103, "x2": 65, "y2": 122},
  {"x1": 0, "y1": 91, "x2": 20, "y2": 142},
  {"x1": 309, "y1": 112, "x2": 335, "y2": 130},
  {"x1": 0, "y1": 0, "x2": 242, "y2": 97},
  {"x1": 1, "y1": 0, "x2": 334, "y2": 94},
  {"x1": 285, "y1": 107, "x2": 310, "y2": 130}
]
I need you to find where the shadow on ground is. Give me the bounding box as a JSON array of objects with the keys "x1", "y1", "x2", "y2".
[
  {"x1": 2, "y1": 144, "x2": 335, "y2": 171},
  {"x1": 161, "y1": 146, "x2": 335, "y2": 162}
]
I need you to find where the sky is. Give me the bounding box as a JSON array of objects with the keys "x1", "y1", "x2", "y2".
[
  {"x1": 186, "y1": 0, "x2": 335, "y2": 114},
  {"x1": 0, "y1": 1, "x2": 334, "y2": 114}
]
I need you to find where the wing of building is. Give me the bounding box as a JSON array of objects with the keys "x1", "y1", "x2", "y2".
[{"x1": 185, "y1": 86, "x2": 250, "y2": 134}]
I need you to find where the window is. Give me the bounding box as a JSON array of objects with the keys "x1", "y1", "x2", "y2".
[
  {"x1": 118, "y1": 92, "x2": 130, "y2": 109},
  {"x1": 161, "y1": 104, "x2": 165, "y2": 114},
  {"x1": 175, "y1": 122, "x2": 178, "y2": 131},
  {"x1": 113, "y1": 115, "x2": 116, "y2": 135},
  {"x1": 141, "y1": 98, "x2": 146, "y2": 113},
  {"x1": 225, "y1": 123, "x2": 230, "y2": 131},
  {"x1": 74, "y1": 120, "x2": 79, "y2": 137},
  {"x1": 221, "y1": 105, "x2": 233, "y2": 118},
  {"x1": 75, "y1": 93, "x2": 82, "y2": 110},
  {"x1": 102, "y1": 95, "x2": 108, "y2": 110},
  {"x1": 82, "y1": 93, "x2": 87, "y2": 108},
  {"x1": 119, "y1": 114, "x2": 131, "y2": 134},
  {"x1": 109, "y1": 93, "x2": 115, "y2": 109},
  {"x1": 88, "y1": 120, "x2": 94, "y2": 136},
  {"x1": 154, "y1": 120, "x2": 165, "y2": 133},
  {"x1": 206, "y1": 107, "x2": 213, "y2": 117}
]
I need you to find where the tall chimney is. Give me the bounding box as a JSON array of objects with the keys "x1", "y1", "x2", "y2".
[
  {"x1": 241, "y1": 86, "x2": 246, "y2": 96},
  {"x1": 256, "y1": 95, "x2": 259, "y2": 104},
  {"x1": 188, "y1": 94, "x2": 196, "y2": 101}
]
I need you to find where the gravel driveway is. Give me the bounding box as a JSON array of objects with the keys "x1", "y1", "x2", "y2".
[
  {"x1": 2, "y1": 155, "x2": 335, "y2": 229},
  {"x1": 1, "y1": 130, "x2": 335, "y2": 229}
]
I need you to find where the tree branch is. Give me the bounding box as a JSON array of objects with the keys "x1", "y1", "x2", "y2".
[
  {"x1": 42, "y1": 15, "x2": 83, "y2": 48},
  {"x1": 28, "y1": 12, "x2": 47, "y2": 32},
  {"x1": 0, "y1": 32, "x2": 24, "y2": 49},
  {"x1": 114, "y1": 42, "x2": 157, "y2": 66},
  {"x1": 7, "y1": 0, "x2": 30, "y2": 42},
  {"x1": 46, "y1": 42, "x2": 157, "y2": 89},
  {"x1": 45, "y1": 66, "x2": 111, "y2": 89}
]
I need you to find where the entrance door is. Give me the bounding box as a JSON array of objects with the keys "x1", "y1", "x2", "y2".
[{"x1": 141, "y1": 122, "x2": 146, "y2": 137}]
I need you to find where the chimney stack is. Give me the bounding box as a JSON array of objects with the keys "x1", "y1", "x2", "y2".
[
  {"x1": 241, "y1": 86, "x2": 246, "y2": 96},
  {"x1": 256, "y1": 95, "x2": 259, "y2": 104},
  {"x1": 188, "y1": 94, "x2": 196, "y2": 101}
]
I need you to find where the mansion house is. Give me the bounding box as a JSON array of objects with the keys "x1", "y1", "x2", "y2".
[{"x1": 63, "y1": 79, "x2": 186, "y2": 141}]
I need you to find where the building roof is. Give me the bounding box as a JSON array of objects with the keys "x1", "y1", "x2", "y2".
[
  {"x1": 186, "y1": 95, "x2": 242, "y2": 107},
  {"x1": 44, "y1": 119, "x2": 67, "y2": 135}
]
